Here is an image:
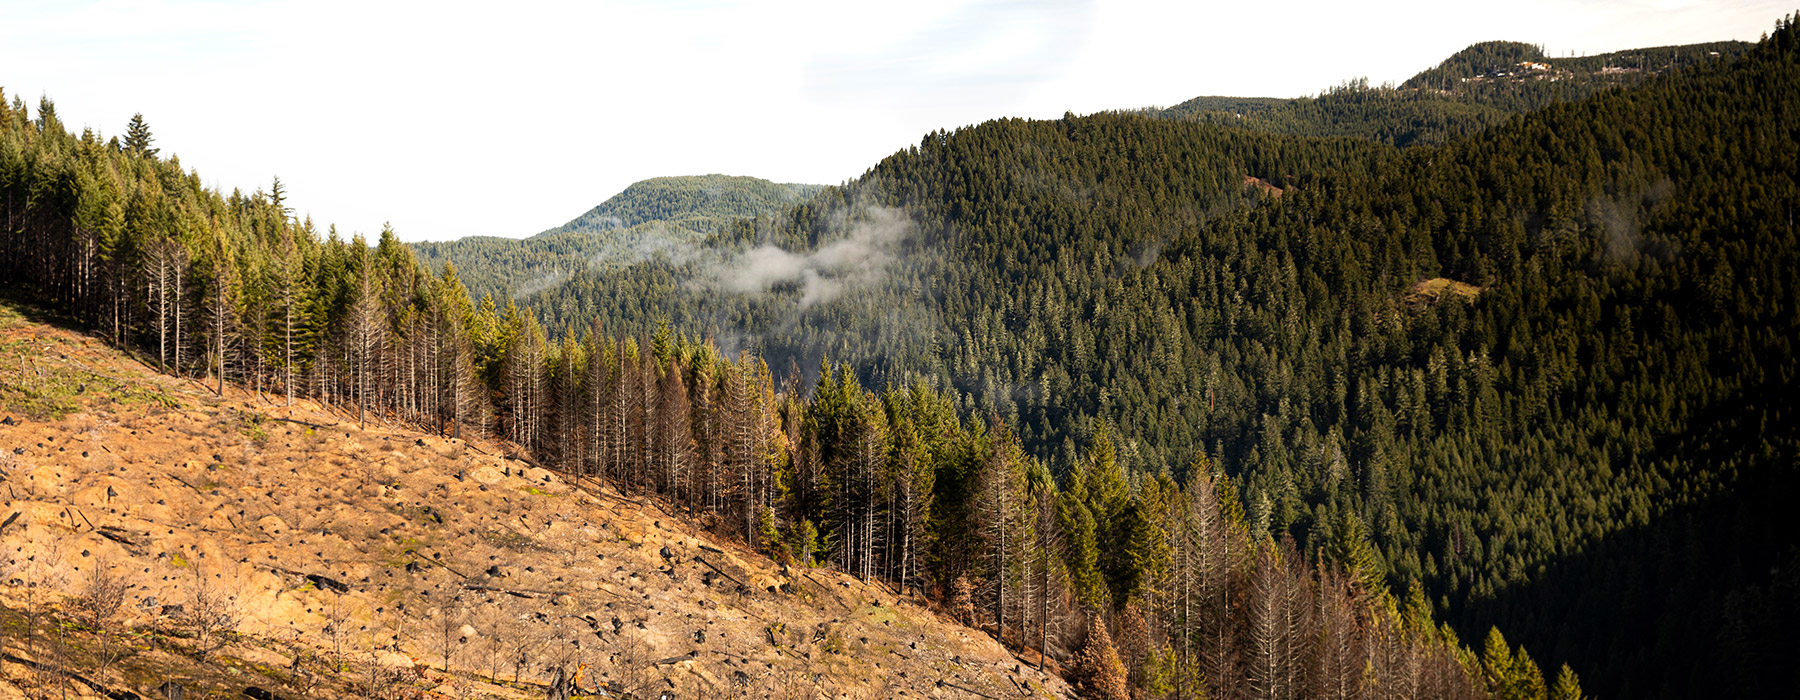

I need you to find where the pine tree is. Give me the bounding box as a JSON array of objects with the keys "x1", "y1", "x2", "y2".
[
  {"x1": 1511, "y1": 647, "x2": 1548, "y2": 700},
  {"x1": 979, "y1": 419, "x2": 1029, "y2": 640},
  {"x1": 1028, "y1": 471, "x2": 1063, "y2": 671},
  {"x1": 1247, "y1": 542, "x2": 1290, "y2": 700},
  {"x1": 1062, "y1": 483, "x2": 1107, "y2": 609},
  {"x1": 950, "y1": 575, "x2": 977, "y2": 627},
  {"x1": 271, "y1": 224, "x2": 310, "y2": 405},
  {"x1": 656, "y1": 355, "x2": 692, "y2": 499},
  {"x1": 1549, "y1": 663, "x2": 1585, "y2": 700},
  {"x1": 124, "y1": 113, "x2": 157, "y2": 157},
  {"x1": 204, "y1": 223, "x2": 239, "y2": 396},
  {"x1": 756, "y1": 505, "x2": 788, "y2": 564},
  {"x1": 1332, "y1": 510, "x2": 1387, "y2": 601},
  {"x1": 1075, "y1": 614, "x2": 1129, "y2": 700},
  {"x1": 348, "y1": 243, "x2": 385, "y2": 429},
  {"x1": 1483, "y1": 627, "x2": 1515, "y2": 697},
  {"x1": 1114, "y1": 603, "x2": 1152, "y2": 691},
  {"x1": 269, "y1": 175, "x2": 290, "y2": 217}
]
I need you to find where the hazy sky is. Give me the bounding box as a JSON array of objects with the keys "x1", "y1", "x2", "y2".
[{"x1": 3, "y1": 0, "x2": 1786, "y2": 242}]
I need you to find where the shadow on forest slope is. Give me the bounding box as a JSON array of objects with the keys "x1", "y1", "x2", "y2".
[{"x1": 1454, "y1": 378, "x2": 1800, "y2": 700}]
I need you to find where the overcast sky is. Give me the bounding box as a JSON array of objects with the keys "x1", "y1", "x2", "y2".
[{"x1": 3, "y1": 0, "x2": 1786, "y2": 242}]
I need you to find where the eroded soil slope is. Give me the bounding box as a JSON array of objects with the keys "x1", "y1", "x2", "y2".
[{"x1": 0, "y1": 300, "x2": 1070, "y2": 700}]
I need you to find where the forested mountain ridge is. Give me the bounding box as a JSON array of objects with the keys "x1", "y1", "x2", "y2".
[
  {"x1": 4, "y1": 14, "x2": 1799, "y2": 700},
  {"x1": 532, "y1": 174, "x2": 823, "y2": 237},
  {"x1": 1148, "y1": 39, "x2": 1752, "y2": 146},
  {"x1": 1, "y1": 76, "x2": 1511, "y2": 700},
  {"x1": 0, "y1": 298, "x2": 1076, "y2": 699},
  {"x1": 408, "y1": 174, "x2": 822, "y2": 306},
  {"x1": 482, "y1": 20, "x2": 1797, "y2": 699}
]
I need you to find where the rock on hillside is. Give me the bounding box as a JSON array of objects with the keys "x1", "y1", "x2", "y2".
[{"x1": 0, "y1": 299, "x2": 1070, "y2": 700}]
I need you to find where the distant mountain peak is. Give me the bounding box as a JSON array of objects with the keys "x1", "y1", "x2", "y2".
[
  {"x1": 1401, "y1": 38, "x2": 1749, "y2": 89},
  {"x1": 534, "y1": 174, "x2": 824, "y2": 238},
  {"x1": 1149, "y1": 38, "x2": 1752, "y2": 148}
]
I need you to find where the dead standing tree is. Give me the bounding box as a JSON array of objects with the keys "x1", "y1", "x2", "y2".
[
  {"x1": 432, "y1": 598, "x2": 468, "y2": 674},
  {"x1": 75, "y1": 557, "x2": 131, "y2": 677},
  {"x1": 203, "y1": 221, "x2": 239, "y2": 396},
  {"x1": 185, "y1": 561, "x2": 241, "y2": 660}
]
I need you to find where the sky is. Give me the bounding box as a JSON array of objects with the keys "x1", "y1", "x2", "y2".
[{"x1": 2, "y1": 0, "x2": 1787, "y2": 242}]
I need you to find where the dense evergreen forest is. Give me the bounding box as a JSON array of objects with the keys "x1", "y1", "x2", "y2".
[
  {"x1": 408, "y1": 174, "x2": 821, "y2": 305},
  {"x1": 2, "y1": 88, "x2": 1517, "y2": 700},
  {"x1": 5, "y1": 16, "x2": 1799, "y2": 700},
  {"x1": 1149, "y1": 40, "x2": 1751, "y2": 146},
  {"x1": 410, "y1": 24, "x2": 1792, "y2": 700},
  {"x1": 530, "y1": 174, "x2": 824, "y2": 237}
]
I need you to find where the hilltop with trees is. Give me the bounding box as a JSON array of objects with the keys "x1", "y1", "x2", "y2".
[{"x1": 4, "y1": 13, "x2": 1800, "y2": 700}]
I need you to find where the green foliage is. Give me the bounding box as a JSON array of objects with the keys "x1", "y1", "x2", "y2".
[
  {"x1": 1550, "y1": 663, "x2": 1585, "y2": 700},
  {"x1": 124, "y1": 112, "x2": 156, "y2": 157},
  {"x1": 404, "y1": 22, "x2": 1800, "y2": 698},
  {"x1": 792, "y1": 519, "x2": 820, "y2": 567},
  {"x1": 1059, "y1": 474, "x2": 1107, "y2": 609},
  {"x1": 6, "y1": 17, "x2": 1800, "y2": 699},
  {"x1": 536, "y1": 174, "x2": 823, "y2": 237},
  {"x1": 408, "y1": 174, "x2": 822, "y2": 306},
  {"x1": 757, "y1": 504, "x2": 788, "y2": 564},
  {"x1": 1138, "y1": 645, "x2": 1175, "y2": 698},
  {"x1": 1329, "y1": 510, "x2": 1386, "y2": 602},
  {"x1": 1152, "y1": 40, "x2": 1752, "y2": 147}
]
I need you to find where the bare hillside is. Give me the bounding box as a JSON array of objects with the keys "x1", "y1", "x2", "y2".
[{"x1": 0, "y1": 300, "x2": 1071, "y2": 700}]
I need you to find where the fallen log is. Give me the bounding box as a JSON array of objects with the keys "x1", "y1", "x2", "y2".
[
  {"x1": 653, "y1": 651, "x2": 697, "y2": 665},
  {"x1": 935, "y1": 679, "x2": 1000, "y2": 699},
  {"x1": 462, "y1": 583, "x2": 567, "y2": 600},
  {"x1": 96, "y1": 526, "x2": 137, "y2": 546},
  {"x1": 693, "y1": 556, "x2": 745, "y2": 588}
]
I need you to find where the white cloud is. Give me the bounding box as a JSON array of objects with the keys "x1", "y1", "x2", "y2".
[{"x1": 1, "y1": 0, "x2": 1787, "y2": 242}]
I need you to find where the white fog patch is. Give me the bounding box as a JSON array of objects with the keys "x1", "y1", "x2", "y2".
[{"x1": 704, "y1": 205, "x2": 912, "y2": 310}]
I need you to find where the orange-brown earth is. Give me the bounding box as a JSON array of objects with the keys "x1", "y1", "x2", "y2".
[
  {"x1": 1402, "y1": 278, "x2": 1482, "y2": 308},
  {"x1": 0, "y1": 299, "x2": 1072, "y2": 700}
]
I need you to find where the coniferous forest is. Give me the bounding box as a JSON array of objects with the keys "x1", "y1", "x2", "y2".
[
  {"x1": 5, "y1": 13, "x2": 1800, "y2": 700},
  {"x1": 408, "y1": 174, "x2": 824, "y2": 306}
]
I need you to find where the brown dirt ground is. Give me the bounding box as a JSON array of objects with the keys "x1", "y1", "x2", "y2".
[
  {"x1": 1402, "y1": 278, "x2": 1482, "y2": 307},
  {"x1": 0, "y1": 299, "x2": 1073, "y2": 700}
]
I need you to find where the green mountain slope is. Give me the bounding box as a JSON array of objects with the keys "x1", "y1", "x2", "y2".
[
  {"x1": 534, "y1": 174, "x2": 823, "y2": 237},
  {"x1": 0, "y1": 92, "x2": 1502, "y2": 700},
  {"x1": 1149, "y1": 40, "x2": 1752, "y2": 146},
  {"x1": 409, "y1": 174, "x2": 822, "y2": 305},
  {"x1": 503, "y1": 23, "x2": 1800, "y2": 698}
]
